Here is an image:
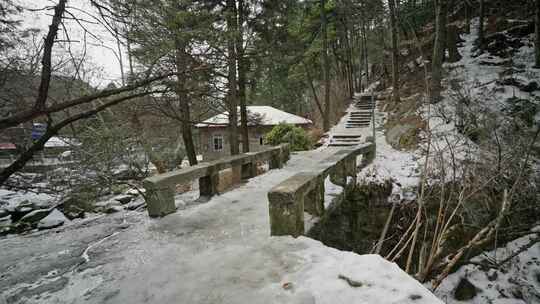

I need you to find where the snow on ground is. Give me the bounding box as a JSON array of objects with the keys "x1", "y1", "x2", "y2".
[
  {"x1": 323, "y1": 175, "x2": 343, "y2": 209},
  {"x1": 418, "y1": 17, "x2": 540, "y2": 181},
  {"x1": 357, "y1": 109, "x2": 421, "y2": 196},
  {"x1": 0, "y1": 150, "x2": 442, "y2": 304},
  {"x1": 435, "y1": 230, "x2": 540, "y2": 304},
  {"x1": 0, "y1": 190, "x2": 57, "y2": 212}
]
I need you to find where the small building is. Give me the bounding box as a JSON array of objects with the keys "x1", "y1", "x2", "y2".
[{"x1": 195, "y1": 106, "x2": 312, "y2": 161}]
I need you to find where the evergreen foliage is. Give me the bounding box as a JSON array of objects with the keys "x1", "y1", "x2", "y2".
[{"x1": 264, "y1": 123, "x2": 312, "y2": 151}]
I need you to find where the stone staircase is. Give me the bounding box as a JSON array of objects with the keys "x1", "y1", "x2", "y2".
[{"x1": 328, "y1": 94, "x2": 376, "y2": 147}]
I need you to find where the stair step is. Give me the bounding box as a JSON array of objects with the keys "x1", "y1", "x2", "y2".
[
  {"x1": 333, "y1": 135, "x2": 361, "y2": 139},
  {"x1": 332, "y1": 139, "x2": 361, "y2": 142},
  {"x1": 329, "y1": 143, "x2": 358, "y2": 147}
]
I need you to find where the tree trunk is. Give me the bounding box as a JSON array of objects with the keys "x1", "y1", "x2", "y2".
[
  {"x1": 226, "y1": 0, "x2": 240, "y2": 155},
  {"x1": 363, "y1": 22, "x2": 369, "y2": 85},
  {"x1": 447, "y1": 24, "x2": 462, "y2": 63},
  {"x1": 321, "y1": 0, "x2": 331, "y2": 132},
  {"x1": 388, "y1": 0, "x2": 400, "y2": 102},
  {"x1": 465, "y1": 0, "x2": 471, "y2": 34},
  {"x1": 478, "y1": 0, "x2": 485, "y2": 52},
  {"x1": 535, "y1": 0, "x2": 540, "y2": 67},
  {"x1": 237, "y1": 0, "x2": 249, "y2": 152},
  {"x1": 430, "y1": 0, "x2": 448, "y2": 103},
  {"x1": 174, "y1": 43, "x2": 198, "y2": 166}
]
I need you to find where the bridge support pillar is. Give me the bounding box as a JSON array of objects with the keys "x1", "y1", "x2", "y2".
[
  {"x1": 330, "y1": 162, "x2": 347, "y2": 187},
  {"x1": 143, "y1": 184, "x2": 176, "y2": 218},
  {"x1": 241, "y1": 162, "x2": 257, "y2": 179},
  {"x1": 268, "y1": 191, "x2": 304, "y2": 237},
  {"x1": 304, "y1": 175, "x2": 325, "y2": 216},
  {"x1": 199, "y1": 171, "x2": 219, "y2": 197},
  {"x1": 269, "y1": 154, "x2": 282, "y2": 169}
]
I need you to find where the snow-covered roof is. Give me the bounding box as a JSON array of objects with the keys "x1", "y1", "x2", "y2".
[
  {"x1": 195, "y1": 106, "x2": 312, "y2": 128},
  {"x1": 44, "y1": 136, "x2": 80, "y2": 148}
]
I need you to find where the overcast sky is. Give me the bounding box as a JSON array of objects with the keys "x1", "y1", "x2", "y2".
[{"x1": 19, "y1": 0, "x2": 125, "y2": 87}]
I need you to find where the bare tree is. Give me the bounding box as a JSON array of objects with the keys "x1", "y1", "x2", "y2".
[
  {"x1": 388, "y1": 0, "x2": 400, "y2": 102},
  {"x1": 430, "y1": 0, "x2": 449, "y2": 103}
]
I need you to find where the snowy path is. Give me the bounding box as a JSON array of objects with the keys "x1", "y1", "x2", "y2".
[{"x1": 0, "y1": 147, "x2": 441, "y2": 303}]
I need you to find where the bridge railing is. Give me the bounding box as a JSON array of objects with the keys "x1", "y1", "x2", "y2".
[
  {"x1": 143, "y1": 144, "x2": 290, "y2": 217},
  {"x1": 268, "y1": 143, "x2": 373, "y2": 237}
]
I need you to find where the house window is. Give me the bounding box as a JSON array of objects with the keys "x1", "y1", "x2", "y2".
[{"x1": 213, "y1": 135, "x2": 223, "y2": 151}]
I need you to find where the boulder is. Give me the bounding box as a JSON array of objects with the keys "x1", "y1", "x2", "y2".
[
  {"x1": 37, "y1": 209, "x2": 69, "y2": 230},
  {"x1": 0, "y1": 208, "x2": 8, "y2": 218},
  {"x1": 454, "y1": 278, "x2": 479, "y2": 301},
  {"x1": 126, "y1": 188, "x2": 144, "y2": 196},
  {"x1": 113, "y1": 195, "x2": 132, "y2": 204},
  {"x1": 126, "y1": 200, "x2": 146, "y2": 211},
  {"x1": 386, "y1": 123, "x2": 417, "y2": 150},
  {"x1": 104, "y1": 205, "x2": 124, "y2": 214},
  {"x1": 20, "y1": 209, "x2": 52, "y2": 224},
  {"x1": 10, "y1": 201, "x2": 36, "y2": 221},
  {"x1": 57, "y1": 197, "x2": 90, "y2": 219}
]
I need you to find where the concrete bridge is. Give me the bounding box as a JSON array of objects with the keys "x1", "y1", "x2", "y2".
[{"x1": 0, "y1": 94, "x2": 442, "y2": 304}]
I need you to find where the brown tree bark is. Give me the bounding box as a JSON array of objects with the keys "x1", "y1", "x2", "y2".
[
  {"x1": 431, "y1": 0, "x2": 449, "y2": 103},
  {"x1": 478, "y1": 0, "x2": 485, "y2": 52},
  {"x1": 226, "y1": 0, "x2": 240, "y2": 155},
  {"x1": 388, "y1": 0, "x2": 400, "y2": 102},
  {"x1": 237, "y1": 0, "x2": 249, "y2": 153},
  {"x1": 447, "y1": 24, "x2": 462, "y2": 63},
  {"x1": 535, "y1": 0, "x2": 540, "y2": 67},
  {"x1": 362, "y1": 22, "x2": 369, "y2": 85},
  {"x1": 174, "y1": 42, "x2": 198, "y2": 166},
  {"x1": 321, "y1": 0, "x2": 331, "y2": 132}
]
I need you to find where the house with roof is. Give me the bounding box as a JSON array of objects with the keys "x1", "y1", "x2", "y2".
[{"x1": 195, "y1": 106, "x2": 312, "y2": 161}]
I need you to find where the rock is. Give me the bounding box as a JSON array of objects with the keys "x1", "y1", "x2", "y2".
[
  {"x1": 126, "y1": 200, "x2": 146, "y2": 211},
  {"x1": 7, "y1": 200, "x2": 34, "y2": 213},
  {"x1": 401, "y1": 191, "x2": 417, "y2": 204},
  {"x1": 10, "y1": 201, "x2": 36, "y2": 221},
  {"x1": 386, "y1": 123, "x2": 417, "y2": 150},
  {"x1": 94, "y1": 199, "x2": 121, "y2": 213},
  {"x1": 104, "y1": 205, "x2": 123, "y2": 214},
  {"x1": 487, "y1": 269, "x2": 498, "y2": 281},
  {"x1": 506, "y1": 22, "x2": 535, "y2": 38},
  {"x1": 126, "y1": 188, "x2": 144, "y2": 196},
  {"x1": 0, "y1": 215, "x2": 11, "y2": 226},
  {"x1": 0, "y1": 225, "x2": 12, "y2": 236},
  {"x1": 454, "y1": 278, "x2": 479, "y2": 301},
  {"x1": 20, "y1": 209, "x2": 52, "y2": 224},
  {"x1": 0, "y1": 208, "x2": 8, "y2": 218},
  {"x1": 37, "y1": 209, "x2": 69, "y2": 230},
  {"x1": 113, "y1": 195, "x2": 132, "y2": 204},
  {"x1": 522, "y1": 81, "x2": 539, "y2": 93}
]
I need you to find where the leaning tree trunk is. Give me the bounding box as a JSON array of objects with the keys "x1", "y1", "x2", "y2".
[
  {"x1": 535, "y1": 0, "x2": 540, "y2": 67},
  {"x1": 321, "y1": 0, "x2": 331, "y2": 132},
  {"x1": 431, "y1": 0, "x2": 448, "y2": 103},
  {"x1": 388, "y1": 0, "x2": 400, "y2": 102},
  {"x1": 226, "y1": 0, "x2": 240, "y2": 155}
]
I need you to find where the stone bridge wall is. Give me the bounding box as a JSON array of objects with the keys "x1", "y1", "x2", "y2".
[
  {"x1": 267, "y1": 143, "x2": 374, "y2": 237},
  {"x1": 143, "y1": 144, "x2": 290, "y2": 217}
]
